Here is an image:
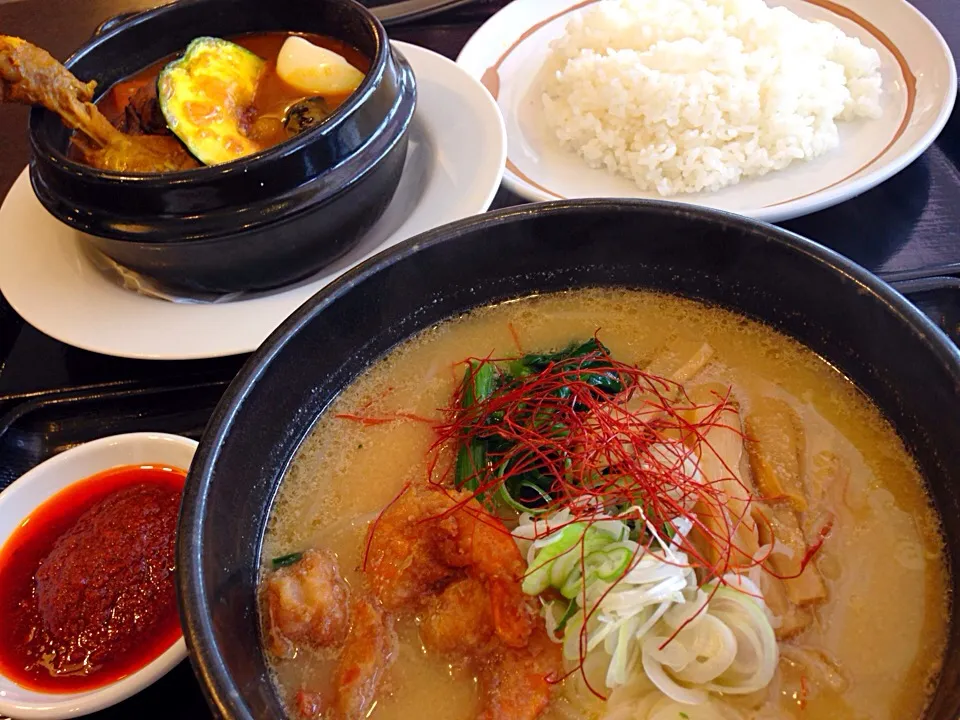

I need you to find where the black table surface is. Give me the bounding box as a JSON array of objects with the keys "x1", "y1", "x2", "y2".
[{"x1": 0, "y1": 0, "x2": 958, "y2": 716}]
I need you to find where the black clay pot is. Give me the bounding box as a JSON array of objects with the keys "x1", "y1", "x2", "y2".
[
  {"x1": 178, "y1": 200, "x2": 960, "y2": 718},
  {"x1": 28, "y1": 0, "x2": 416, "y2": 293}
]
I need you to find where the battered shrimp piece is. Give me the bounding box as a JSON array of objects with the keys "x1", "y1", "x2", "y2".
[
  {"x1": 365, "y1": 487, "x2": 463, "y2": 611},
  {"x1": 486, "y1": 576, "x2": 535, "y2": 649},
  {"x1": 420, "y1": 577, "x2": 559, "y2": 720},
  {"x1": 366, "y1": 485, "x2": 535, "y2": 648},
  {"x1": 477, "y1": 627, "x2": 563, "y2": 720},
  {"x1": 291, "y1": 595, "x2": 397, "y2": 720},
  {"x1": 263, "y1": 549, "x2": 350, "y2": 658},
  {"x1": 434, "y1": 496, "x2": 526, "y2": 580},
  {"x1": 434, "y1": 495, "x2": 534, "y2": 648},
  {"x1": 330, "y1": 595, "x2": 398, "y2": 720},
  {"x1": 295, "y1": 690, "x2": 324, "y2": 719},
  {"x1": 365, "y1": 485, "x2": 553, "y2": 717},
  {"x1": 420, "y1": 576, "x2": 494, "y2": 654}
]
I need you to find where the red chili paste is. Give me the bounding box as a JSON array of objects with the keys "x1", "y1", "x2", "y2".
[{"x1": 0, "y1": 464, "x2": 186, "y2": 692}]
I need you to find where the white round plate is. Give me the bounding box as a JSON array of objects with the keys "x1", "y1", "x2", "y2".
[
  {"x1": 456, "y1": 0, "x2": 957, "y2": 222},
  {"x1": 0, "y1": 41, "x2": 505, "y2": 360},
  {"x1": 0, "y1": 432, "x2": 196, "y2": 719}
]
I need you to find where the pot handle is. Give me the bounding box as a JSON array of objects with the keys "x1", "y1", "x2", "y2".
[{"x1": 93, "y1": 10, "x2": 145, "y2": 37}]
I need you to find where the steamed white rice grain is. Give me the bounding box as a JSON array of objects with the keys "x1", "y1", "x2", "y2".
[{"x1": 541, "y1": 0, "x2": 884, "y2": 196}]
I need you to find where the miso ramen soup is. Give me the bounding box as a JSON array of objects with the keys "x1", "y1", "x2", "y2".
[{"x1": 259, "y1": 289, "x2": 948, "y2": 720}]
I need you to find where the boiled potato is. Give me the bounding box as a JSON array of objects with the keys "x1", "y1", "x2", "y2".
[{"x1": 276, "y1": 36, "x2": 364, "y2": 96}]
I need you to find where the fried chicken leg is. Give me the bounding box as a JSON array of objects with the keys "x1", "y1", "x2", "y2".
[{"x1": 0, "y1": 35, "x2": 193, "y2": 172}]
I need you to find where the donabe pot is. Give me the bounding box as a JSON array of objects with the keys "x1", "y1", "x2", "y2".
[
  {"x1": 178, "y1": 200, "x2": 960, "y2": 718},
  {"x1": 28, "y1": 0, "x2": 416, "y2": 293}
]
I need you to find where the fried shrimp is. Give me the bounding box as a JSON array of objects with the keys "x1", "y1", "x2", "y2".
[
  {"x1": 365, "y1": 484, "x2": 536, "y2": 648},
  {"x1": 263, "y1": 550, "x2": 397, "y2": 720},
  {"x1": 420, "y1": 576, "x2": 495, "y2": 654},
  {"x1": 364, "y1": 484, "x2": 557, "y2": 718},
  {"x1": 266, "y1": 486, "x2": 557, "y2": 719},
  {"x1": 329, "y1": 595, "x2": 398, "y2": 720},
  {"x1": 364, "y1": 487, "x2": 463, "y2": 611},
  {"x1": 477, "y1": 628, "x2": 562, "y2": 720},
  {"x1": 263, "y1": 549, "x2": 351, "y2": 658},
  {"x1": 288, "y1": 595, "x2": 397, "y2": 720}
]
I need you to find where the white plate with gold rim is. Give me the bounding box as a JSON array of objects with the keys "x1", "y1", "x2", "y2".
[
  {"x1": 0, "y1": 42, "x2": 505, "y2": 360},
  {"x1": 456, "y1": 0, "x2": 956, "y2": 222}
]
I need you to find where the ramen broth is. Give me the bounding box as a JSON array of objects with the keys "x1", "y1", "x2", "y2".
[{"x1": 261, "y1": 289, "x2": 948, "y2": 719}]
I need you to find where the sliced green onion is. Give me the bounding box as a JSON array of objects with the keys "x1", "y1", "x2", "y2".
[
  {"x1": 271, "y1": 551, "x2": 303, "y2": 569},
  {"x1": 560, "y1": 567, "x2": 586, "y2": 599},
  {"x1": 585, "y1": 527, "x2": 619, "y2": 552},
  {"x1": 522, "y1": 523, "x2": 587, "y2": 595},
  {"x1": 499, "y1": 478, "x2": 553, "y2": 514},
  {"x1": 560, "y1": 546, "x2": 633, "y2": 599},
  {"x1": 549, "y1": 527, "x2": 616, "y2": 587},
  {"x1": 595, "y1": 546, "x2": 633, "y2": 581},
  {"x1": 523, "y1": 524, "x2": 622, "y2": 598}
]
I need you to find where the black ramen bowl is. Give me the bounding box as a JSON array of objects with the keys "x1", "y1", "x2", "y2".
[
  {"x1": 28, "y1": 0, "x2": 416, "y2": 293},
  {"x1": 178, "y1": 200, "x2": 960, "y2": 718}
]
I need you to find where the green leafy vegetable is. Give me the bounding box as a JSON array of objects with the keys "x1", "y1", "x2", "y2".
[
  {"x1": 455, "y1": 441, "x2": 487, "y2": 493},
  {"x1": 452, "y1": 339, "x2": 624, "y2": 512},
  {"x1": 464, "y1": 359, "x2": 498, "y2": 406},
  {"x1": 509, "y1": 338, "x2": 624, "y2": 407},
  {"x1": 454, "y1": 360, "x2": 499, "y2": 492}
]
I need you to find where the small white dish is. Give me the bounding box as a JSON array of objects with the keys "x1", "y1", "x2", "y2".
[
  {"x1": 456, "y1": 0, "x2": 957, "y2": 222},
  {"x1": 0, "y1": 432, "x2": 197, "y2": 719},
  {"x1": 0, "y1": 41, "x2": 506, "y2": 360}
]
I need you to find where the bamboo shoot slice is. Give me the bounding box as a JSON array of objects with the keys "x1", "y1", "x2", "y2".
[
  {"x1": 744, "y1": 397, "x2": 806, "y2": 511},
  {"x1": 685, "y1": 383, "x2": 759, "y2": 569},
  {"x1": 756, "y1": 502, "x2": 827, "y2": 606}
]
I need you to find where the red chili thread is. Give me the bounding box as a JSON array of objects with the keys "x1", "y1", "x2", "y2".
[
  {"x1": 362, "y1": 481, "x2": 412, "y2": 571},
  {"x1": 799, "y1": 514, "x2": 835, "y2": 573},
  {"x1": 507, "y1": 322, "x2": 523, "y2": 352},
  {"x1": 335, "y1": 411, "x2": 434, "y2": 426}
]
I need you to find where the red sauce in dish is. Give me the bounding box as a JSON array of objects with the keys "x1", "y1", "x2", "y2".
[{"x1": 0, "y1": 464, "x2": 186, "y2": 693}]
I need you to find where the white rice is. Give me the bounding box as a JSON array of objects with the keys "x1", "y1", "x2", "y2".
[{"x1": 541, "y1": 0, "x2": 884, "y2": 196}]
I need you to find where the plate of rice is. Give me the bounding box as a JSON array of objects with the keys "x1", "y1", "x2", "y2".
[{"x1": 457, "y1": 0, "x2": 956, "y2": 221}]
